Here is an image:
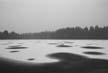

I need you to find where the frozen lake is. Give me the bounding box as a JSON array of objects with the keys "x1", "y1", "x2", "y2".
[{"x1": 0, "y1": 40, "x2": 108, "y2": 64}]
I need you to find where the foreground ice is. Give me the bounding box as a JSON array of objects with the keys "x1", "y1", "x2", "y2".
[{"x1": 0, "y1": 40, "x2": 108, "y2": 64}]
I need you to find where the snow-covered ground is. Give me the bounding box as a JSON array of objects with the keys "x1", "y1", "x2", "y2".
[{"x1": 0, "y1": 40, "x2": 108, "y2": 64}]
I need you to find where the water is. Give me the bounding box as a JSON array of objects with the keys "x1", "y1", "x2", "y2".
[{"x1": 0, "y1": 40, "x2": 108, "y2": 64}]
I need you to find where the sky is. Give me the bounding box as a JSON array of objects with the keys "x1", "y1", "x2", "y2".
[{"x1": 0, "y1": 0, "x2": 108, "y2": 33}]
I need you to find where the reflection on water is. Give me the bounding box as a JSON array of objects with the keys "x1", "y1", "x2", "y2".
[
  {"x1": 81, "y1": 46, "x2": 104, "y2": 49},
  {"x1": 56, "y1": 44, "x2": 72, "y2": 47},
  {"x1": 47, "y1": 53, "x2": 89, "y2": 62},
  {"x1": 10, "y1": 51, "x2": 20, "y2": 53},
  {"x1": 6, "y1": 46, "x2": 27, "y2": 49},
  {"x1": 83, "y1": 52, "x2": 106, "y2": 55},
  {"x1": 27, "y1": 58, "x2": 35, "y2": 61},
  {"x1": 0, "y1": 40, "x2": 108, "y2": 64}
]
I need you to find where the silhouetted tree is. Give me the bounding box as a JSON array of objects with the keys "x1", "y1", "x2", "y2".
[
  {"x1": 2, "y1": 30, "x2": 9, "y2": 39},
  {"x1": 0, "y1": 25, "x2": 108, "y2": 39}
]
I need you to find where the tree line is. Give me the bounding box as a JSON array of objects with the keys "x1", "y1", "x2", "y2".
[{"x1": 0, "y1": 25, "x2": 108, "y2": 39}]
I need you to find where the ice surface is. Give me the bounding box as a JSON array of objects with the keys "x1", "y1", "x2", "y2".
[{"x1": 0, "y1": 40, "x2": 108, "y2": 64}]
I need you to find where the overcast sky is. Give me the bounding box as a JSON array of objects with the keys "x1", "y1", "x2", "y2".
[{"x1": 0, "y1": 0, "x2": 108, "y2": 33}]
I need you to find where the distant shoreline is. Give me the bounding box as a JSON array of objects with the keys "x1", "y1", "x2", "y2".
[
  {"x1": 0, "y1": 26, "x2": 108, "y2": 39},
  {"x1": 0, "y1": 38, "x2": 108, "y2": 40}
]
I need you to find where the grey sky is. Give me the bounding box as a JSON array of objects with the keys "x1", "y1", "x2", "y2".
[{"x1": 0, "y1": 0, "x2": 108, "y2": 33}]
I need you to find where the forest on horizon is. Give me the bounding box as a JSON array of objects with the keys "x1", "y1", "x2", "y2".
[{"x1": 0, "y1": 25, "x2": 108, "y2": 39}]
